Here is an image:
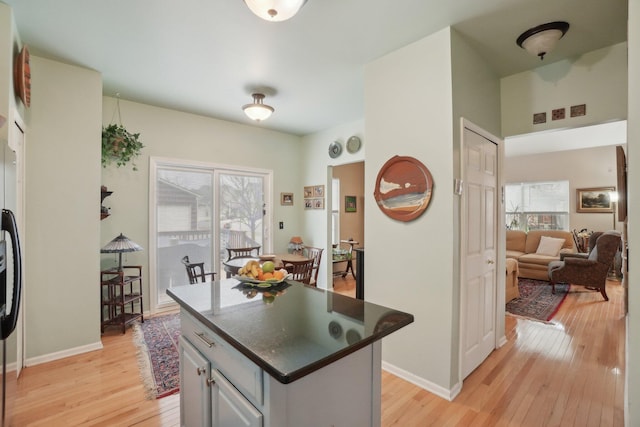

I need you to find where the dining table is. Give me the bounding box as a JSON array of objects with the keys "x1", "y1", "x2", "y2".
[{"x1": 223, "y1": 253, "x2": 311, "y2": 277}]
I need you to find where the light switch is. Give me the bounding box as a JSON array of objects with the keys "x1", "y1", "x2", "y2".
[{"x1": 279, "y1": 221, "x2": 284, "y2": 229}]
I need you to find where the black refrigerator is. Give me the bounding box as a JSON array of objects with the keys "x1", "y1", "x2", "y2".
[{"x1": 0, "y1": 125, "x2": 23, "y2": 427}]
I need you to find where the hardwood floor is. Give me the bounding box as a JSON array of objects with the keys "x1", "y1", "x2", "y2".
[{"x1": 12, "y1": 278, "x2": 624, "y2": 426}]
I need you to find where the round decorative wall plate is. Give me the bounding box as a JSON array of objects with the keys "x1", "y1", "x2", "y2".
[
  {"x1": 373, "y1": 155, "x2": 434, "y2": 222},
  {"x1": 328, "y1": 141, "x2": 342, "y2": 158},
  {"x1": 14, "y1": 45, "x2": 31, "y2": 108},
  {"x1": 346, "y1": 136, "x2": 361, "y2": 153}
]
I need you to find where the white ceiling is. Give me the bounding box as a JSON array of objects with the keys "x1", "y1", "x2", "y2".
[{"x1": 4, "y1": 0, "x2": 628, "y2": 136}]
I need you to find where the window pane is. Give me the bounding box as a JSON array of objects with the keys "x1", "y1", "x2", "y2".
[
  {"x1": 219, "y1": 173, "x2": 265, "y2": 275},
  {"x1": 505, "y1": 180, "x2": 569, "y2": 231},
  {"x1": 156, "y1": 168, "x2": 213, "y2": 306}
]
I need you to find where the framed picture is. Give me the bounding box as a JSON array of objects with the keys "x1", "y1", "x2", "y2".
[
  {"x1": 304, "y1": 186, "x2": 314, "y2": 198},
  {"x1": 281, "y1": 192, "x2": 293, "y2": 206},
  {"x1": 314, "y1": 185, "x2": 325, "y2": 197},
  {"x1": 576, "y1": 187, "x2": 615, "y2": 213},
  {"x1": 305, "y1": 198, "x2": 324, "y2": 210},
  {"x1": 345, "y1": 195, "x2": 357, "y2": 212}
]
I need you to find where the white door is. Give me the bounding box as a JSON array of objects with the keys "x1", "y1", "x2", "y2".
[{"x1": 461, "y1": 123, "x2": 499, "y2": 379}]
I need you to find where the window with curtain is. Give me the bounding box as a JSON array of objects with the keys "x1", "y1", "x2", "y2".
[{"x1": 505, "y1": 180, "x2": 569, "y2": 231}]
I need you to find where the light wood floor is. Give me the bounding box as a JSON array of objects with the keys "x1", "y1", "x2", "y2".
[{"x1": 12, "y1": 278, "x2": 625, "y2": 426}]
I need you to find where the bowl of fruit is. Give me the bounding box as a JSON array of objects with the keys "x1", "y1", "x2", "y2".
[{"x1": 235, "y1": 260, "x2": 289, "y2": 288}]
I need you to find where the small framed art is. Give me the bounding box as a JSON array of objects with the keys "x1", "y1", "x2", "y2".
[
  {"x1": 281, "y1": 192, "x2": 293, "y2": 206},
  {"x1": 345, "y1": 196, "x2": 356, "y2": 212}
]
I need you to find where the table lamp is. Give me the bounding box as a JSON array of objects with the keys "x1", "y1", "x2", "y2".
[
  {"x1": 101, "y1": 233, "x2": 143, "y2": 271},
  {"x1": 288, "y1": 236, "x2": 304, "y2": 254}
]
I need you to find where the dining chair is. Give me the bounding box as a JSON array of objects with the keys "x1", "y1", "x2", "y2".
[
  {"x1": 226, "y1": 246, "x2": 261, "y2": 260},
  {"x1": 181, "y1": 256, "x2": 216, "y2": 284},
  {"x1": 224, "y1": 246, "x2": 261, "y2": 277},
  {"x1": 283, "y1": 258, "x2": 315, "y2": 285},
  {"x1": 304, "y1": 246, "x2": 324, "y2": 286}
]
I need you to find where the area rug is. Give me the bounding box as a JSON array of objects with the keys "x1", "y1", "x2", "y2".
[
  {"x1": 506, "y1": 278, "x2": 570, "y2": 323},
  {"x1": 133, "y1": 312, "x2": 181, "y2": 399}
]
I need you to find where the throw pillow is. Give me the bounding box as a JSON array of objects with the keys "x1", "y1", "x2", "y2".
[{"x1": 536, "y1": 236, "x2": 566, "y2": 257}]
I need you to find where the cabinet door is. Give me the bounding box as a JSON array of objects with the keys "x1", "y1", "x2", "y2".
[
  {"x1": 211, "y1": 369, "x2": 263, "y2": 427},
  {"x1": 180, "y1": 336, "x2": 211, "y2": 427}
]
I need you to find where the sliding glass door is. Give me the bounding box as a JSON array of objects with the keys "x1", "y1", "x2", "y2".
[{"x1": 150, "y1": 159, "x2": 271, "y2": 311}]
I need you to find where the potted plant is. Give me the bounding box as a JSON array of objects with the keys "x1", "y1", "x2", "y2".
[{"x1": 101, "y1": 124, "x2": 144, "y2": 171}]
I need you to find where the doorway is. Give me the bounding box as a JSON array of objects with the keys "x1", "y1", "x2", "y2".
[{"x1": 330, "y1": 162, "x2": 364, "y2": 288}]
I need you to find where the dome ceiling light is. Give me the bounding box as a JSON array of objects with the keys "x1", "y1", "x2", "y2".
[
  {"x1": 242, "y1": 93, "x2": 274, "y2": 122},
  {"x1": 243, "y1": 0, "x2": 308, "y2": 22},
  {"x1": 516, "y1": 21, "x2": 570, "y2": 60}
]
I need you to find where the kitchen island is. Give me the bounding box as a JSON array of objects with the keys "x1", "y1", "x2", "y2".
[{"x1": 168, "y1": 278, "x2": 413, "y2": 427}]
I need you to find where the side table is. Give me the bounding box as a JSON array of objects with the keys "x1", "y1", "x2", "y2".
[{"x1": 100, "y1": 265, "x2": 144, "y2": 333}]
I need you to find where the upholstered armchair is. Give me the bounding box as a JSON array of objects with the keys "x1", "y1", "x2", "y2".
[{"x1": 548, "y1": 231, "x2": 621, "y2": 301}]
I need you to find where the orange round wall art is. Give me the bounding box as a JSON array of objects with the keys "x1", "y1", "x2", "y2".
[{"x1": 373, "y1": 155, "x2": 434, "y2": 222}]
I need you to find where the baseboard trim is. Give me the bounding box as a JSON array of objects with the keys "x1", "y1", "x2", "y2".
[
  {"x1": 25, "y1": 341, "x2": 103, "y2": 367},
  {"x1": 382, "y1": 361, "x2": 462, "y2": 401}
]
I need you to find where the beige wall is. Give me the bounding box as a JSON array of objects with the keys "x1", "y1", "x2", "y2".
[
  {"x1": 501, "y1": 42, "x2": 627, "y2": 138},
  {"x1": 505, "y1": 144, "x2": 623, "y2": 232},
  {"x1": 26, "y1": 56, "x2": 103, "y2": 360},
  {"x1": 365, "y1": 27, "x2": 457, "y2": 394}
]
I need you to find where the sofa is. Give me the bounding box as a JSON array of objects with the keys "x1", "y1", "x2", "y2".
[{"x1": 506, "y1": 230, "x2": 576, "y2": 281}]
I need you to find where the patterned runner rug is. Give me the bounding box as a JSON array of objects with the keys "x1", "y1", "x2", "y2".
[
  {"x1": 133, "y1": 312, "x2": 181, "y2": 399},
  {"x1": 506, "y1": 278, "x2": 570, "y2": 322}
]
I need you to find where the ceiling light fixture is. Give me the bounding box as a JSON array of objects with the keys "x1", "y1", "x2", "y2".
[
  {"x1": 243, "y1": 0, "x2": 307, "y2": 22},
  {"x1": 242, "y1": 93, "x2": 274, "y2": 122},
  {"x1": 517, "y1": 21, "x2": 570, "y2": 60}
]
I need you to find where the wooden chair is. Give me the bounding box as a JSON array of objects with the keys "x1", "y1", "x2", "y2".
[
  {"x1": 283, "y1": 258, "x2": 315, "y2": 285},
  {"x1": 224, "y1": 246, "x2": 261, "y2": 277},
  {"x1": 226, "y1": 246, "x2": 261, "y2": 260},
  {"x1": 181, "y1": 256, "x2": 216, "y2": 284},
  {"x1": 304, "y1": 246, "x2": 324, "y2": 286}
]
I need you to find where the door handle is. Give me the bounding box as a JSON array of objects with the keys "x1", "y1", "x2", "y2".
[{"x1": 487, "y1": 259, "x2": 495, "y2": 264}]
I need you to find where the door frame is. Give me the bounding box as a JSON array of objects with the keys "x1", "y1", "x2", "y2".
[{"x1": 458, "y1": 118, "x2": 507, "y2": 386}]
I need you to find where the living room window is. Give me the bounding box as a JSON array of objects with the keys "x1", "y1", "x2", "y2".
[{"x1": 505, "y1": 180, "x2": 569, "y2": 231}]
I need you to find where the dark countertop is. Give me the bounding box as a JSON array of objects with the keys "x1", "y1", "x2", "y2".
[{"x1": 167, "y1": 279, "x2": 413, "y2": 384}]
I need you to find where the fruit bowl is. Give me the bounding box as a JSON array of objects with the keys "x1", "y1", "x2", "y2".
[{"x1": 235, "y1": 276, "x2": 287, "y2": 287}]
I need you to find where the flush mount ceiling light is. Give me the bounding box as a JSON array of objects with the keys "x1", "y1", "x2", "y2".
[
  {"x1": 244, "y1": 0, "x2": 307, "y2": 22},
  {"x1": 517, "y1": 21, "x2": 570, "y2": 60},
  {"x1": 242, "y1": 93, "x2": 274, "y2": 121}
]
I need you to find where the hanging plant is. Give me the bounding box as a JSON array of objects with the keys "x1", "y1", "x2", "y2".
[
  {"x1": 102, "y1": 95, "x2": 144, "y2": 171},
  {"x1": 102, "y1": 124, "x2": 144, "y2": 170}
]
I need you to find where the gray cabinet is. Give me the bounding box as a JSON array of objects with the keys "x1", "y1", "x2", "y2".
[
  {"x1": 180, "y1": 314, "x2": 263, "y2": 427},
  {"x1": 179, "y1": 336, "x2": 211, "y2": 427}
]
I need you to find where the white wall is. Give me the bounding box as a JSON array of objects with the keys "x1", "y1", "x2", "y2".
[
  {"x1": 26, "y1": 56, "x2": 103, "y2": 359},
  {"x1": 505, "y1": 145, "x2": 622, "y2": 232},
  {"x1": 501, "y1": 42, "x2": 628, "y2": 137},
  {"x1": 626, "y1": 0, "x2": 639, "y2": 424},
  {"x1": 364, "y1": 27, "x2": 457, "y2": 395},
  {"x1": 300, "y1": 119, "x2": 364, "y2": 288},
  {"x1": 101, "y1": 96, "x2": 303, "y2": 310}
]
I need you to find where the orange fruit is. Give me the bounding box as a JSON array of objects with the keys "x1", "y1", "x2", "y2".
[
  {"x1": 274, "y1": 270, "x2": 285, "y2": 280},
  {"x1": 263, "y1": 272, "x2": 274, "y2": 280}
]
